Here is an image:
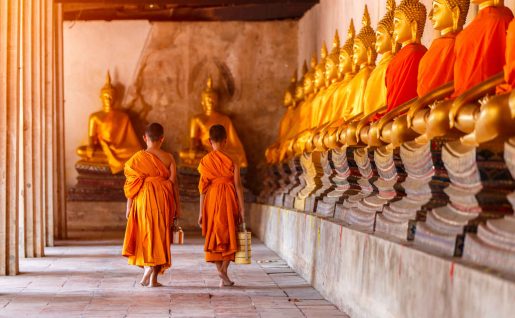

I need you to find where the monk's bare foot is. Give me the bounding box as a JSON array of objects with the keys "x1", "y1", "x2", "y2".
[
  {"x1": 148, "y1": 282, "x2": 163, "y2": 288},
  {"x1": 218, "y1": 272, "x2": 234, "y2": 287},
  {"x1": 139, "y1": 267, "x2": 151, "y2": 286}
]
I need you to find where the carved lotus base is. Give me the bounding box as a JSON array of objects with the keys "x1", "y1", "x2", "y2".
[{"x1": 67, "y1": 160, "x2": 125, "y2": 202}]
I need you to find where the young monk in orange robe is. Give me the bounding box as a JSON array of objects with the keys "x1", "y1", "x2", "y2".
[
  {"x1": 385, "y1": 43, "x2": 427, "y2": 113},
  {"x1": 452, "y1": 5, "x2": 513, "y2": 97},
  {"x1": 122, "y1": 123, "x2": 181, "y2": 287},
  {"x1": 198, "y1": 124, "x2": 245, "y2": 287}
]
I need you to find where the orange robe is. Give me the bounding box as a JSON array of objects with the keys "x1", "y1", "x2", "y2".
[
  {"x1": 385, "y1": 43, "x2": 427, "y2": 113},
  {"x1": 198, "y1": 150, "x2": 239, "y2": 262},
  {"x1": 503, "y1": 18, "x2": 515, "y2": 89},
  {"x1": 417, "y1": 34, "x2": 456, "y2": 97},
  {"x1": 453, "y1": 6, "x2": 513, "y2": 98},
  {"x1": 122, "y1": 150, "x2": 175, "y2": 270}
]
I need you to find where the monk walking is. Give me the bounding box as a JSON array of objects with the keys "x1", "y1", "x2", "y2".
[
  {"x1": 122, "y1": 123, "x2": 181, "y2": 287},
  {"x1": 198, "y1": 124, "x2": 245, "y2": 287}
]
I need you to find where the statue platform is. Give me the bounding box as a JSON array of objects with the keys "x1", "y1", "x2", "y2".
[{"x1": 67, "y1": 160, "x2": 126, "y2": 202}]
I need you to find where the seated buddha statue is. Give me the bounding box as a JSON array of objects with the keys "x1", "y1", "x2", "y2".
[
  {"x1": 180, "y1": 76, "x2": 248, "y2": 168},
  {"x1": 423, "y1": 0, "x2": 513, "y2": 141},
  {"x1": 321, "y1": 21, "x2": 357, "y2": 149},
  {"x1": 447, "y1": 0, "x2": 514, "y2": 143},
  {"x1": 309, "y1": 42, "x2": 329, "y2": 130},
  {"x1": 371, "y1": 0, "x2": 428, "y2": 145},
  {"x1": 357, "y1": 0, "x2": 398, "y2": 147},
  {"x1": 76, "y1": 72, "x2": 141, "y2": 174},
  {"x1": 343, "y1": 5, "x2": 378, "y2": 146},
  {"x1": 388, "y1": 0, "x2": 470, "y2": 146}
]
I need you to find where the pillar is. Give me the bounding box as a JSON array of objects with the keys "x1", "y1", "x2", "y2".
[{"x1": 0, "y1": 0, "x2": 21, "y2": 275}]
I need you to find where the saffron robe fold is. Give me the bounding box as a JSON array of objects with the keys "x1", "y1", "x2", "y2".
[
  {"x1": 453, "y1": 6, "x2": 513, "y2": 98},
  {"x1": 122, "y1": 150, "x2": 176, "y2": 270},
  {"x1": 95, "y1": 110, "x2": 142, "y2": 174},
  {"x1": 198, "y1": 150, "x2": 239, "y2": 262},
  {"x1": 327, "y1": 74, "x2": 354, "y2": 124},
  {"x1": 503, "y1": 18, "x2": 515, "y2": 90},
  {"x1": 385, "y1": 43, "x2": 427, "y2": 113},
  {"x1": 341, "y1": 66, "x2": 374, "y2": 119},
  {"x1": 364, "y1": 52, "x2": 393, "y2": 116},
  {"x1": 417, "y1": 34, "x2": 456, "y2": 97}
]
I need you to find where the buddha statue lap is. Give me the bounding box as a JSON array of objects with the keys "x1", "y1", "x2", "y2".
[
  {"x1": 179, "y1": 76, "x2": 248, "y2": 169},
  {"x1": 69, "y1": 72, "x2": 142, "y2": 202}
]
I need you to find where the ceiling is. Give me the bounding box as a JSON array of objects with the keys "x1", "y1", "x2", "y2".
[{"x1": 56, "y1": 0, "x2": 319, "y2": 22}]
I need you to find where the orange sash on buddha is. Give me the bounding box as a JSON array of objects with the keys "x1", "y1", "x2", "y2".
[
  {"x1": 417, "y1": 34, "x2": 456, "y2": 97},
  {"x1": 122, "y1": 150, "x2": 176, "y2": 270},
  {"x1": 198, "y1": 150, "x2": 239, "y2": 262},
  {"x1": 503, "y1": 19, "x2": 515, "y2": 89},
  {"x1": 453, "y1": 6, "x2": 513, "y2": 98},
  {"x1": 385, "y1": 43, "x2": 427, "y2": 113}
]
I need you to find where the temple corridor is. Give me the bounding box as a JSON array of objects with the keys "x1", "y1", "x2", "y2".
[{"x1": 0, "y1": 236, "x2": 347, "y2": 318}]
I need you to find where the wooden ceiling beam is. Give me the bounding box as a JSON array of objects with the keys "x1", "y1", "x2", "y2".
[
  {"x1": 62, "y1": 2, "x2": 317, "y2": 21},
  {"x1": 56, "y1": 0, "x2": 316, "y2": 6}
]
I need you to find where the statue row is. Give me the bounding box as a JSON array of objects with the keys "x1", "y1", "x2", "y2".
[{"x1": 262, "y1": 0, "x2": 515, "y2": 276}]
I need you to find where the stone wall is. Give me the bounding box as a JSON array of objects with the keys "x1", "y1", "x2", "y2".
[
  {"x1": 64, "y1": 20, "x2": 298, "y2": 193},
  {"x1": 248, "y1": 203, "x2": 515, "y2": 318}
]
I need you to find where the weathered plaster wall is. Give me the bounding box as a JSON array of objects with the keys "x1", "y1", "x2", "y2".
[
  {"x1": 298, "y1": 0, "x2": 515, "y2": 72},
  {"x1": 249, "y1": 204, "x2": 515, "y2": 318},
  {"x1": 64, "y1": 21, "x2": 152, "y2": 187},
  {"x1": 64, "y1": 20, "x2": 297, "y2": 193}
]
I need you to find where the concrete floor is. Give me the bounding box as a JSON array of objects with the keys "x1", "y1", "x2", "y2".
[{"x1": 0, "y1": 236, "x2": 348, "y2": 318}]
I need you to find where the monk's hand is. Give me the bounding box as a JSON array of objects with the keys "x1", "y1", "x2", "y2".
[
  {"x1": 125, "y1": 208, "x2": 130, "y2": 220},
  {"x1": 197, "y1": 215, "x2": 202, "y2": 228}
]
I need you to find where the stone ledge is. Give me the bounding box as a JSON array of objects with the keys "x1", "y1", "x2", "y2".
[{"x1": 248, "y1": 203, "x2": 515, "y2": 318}]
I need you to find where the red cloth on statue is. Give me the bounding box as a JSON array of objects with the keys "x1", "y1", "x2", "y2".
[
  {"x1": 385, "y1": 43, "x2": 427, "y2": 113},
  {"x1": 453, "y1": 6, "x2": 513, "y2": 98},
  {"x1": 503, "y1": 18, "x2": 515, "y2": 90},
  {"x1": 417, "y1": 34, "x2": 456, "y2": 97}
]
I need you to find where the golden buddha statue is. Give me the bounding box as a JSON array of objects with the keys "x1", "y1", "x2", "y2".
[
  {"x1": 180, "y1": 76, "x2": 248, "y2": 168},
  {"x1": 343, "y1": 6, "x2": 378, "y2": 146},
  {"x1": 371, "y1": 0, "x2": 428, "y2": 147},
  {"x1": 310, "y1": 42, "x2": 330, "y2": 130},
  {"x1": 384, "y1": 0, "x2": 469, "y2": 148},
  {"x1": 359, "y1": 0, "x2": 398, "y2": 147},
  {"x1": 417, "y1": 0, "x2": 512, "y2": 142},
  {"x1": 76, "y1": 72, "x2": 141, "y2": 174},
  {"x1": 321, "y1": 20, "x2": 357, "y2": 150}
]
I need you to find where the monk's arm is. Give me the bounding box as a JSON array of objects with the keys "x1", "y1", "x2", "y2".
[
  {"x1": 198, "y1": 193, "x2": 205, "y2": 227},
  {"x1": 126, "y1": 198, "x2": 133, "y2": 219},
  {"x1": 233, "y1": 165, "x2": 245, "y2": 224},
  {"x1": 169, "y1": 155, "x2": 181, "y2": 219}
]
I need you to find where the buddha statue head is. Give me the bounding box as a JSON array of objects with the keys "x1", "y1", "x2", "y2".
[
  {"x1": 295, "y1": 61, "x2": 308, "y2": 103},
  {"x1": 314, "y1": 42, "x2": 329, "y2": 92},
  {"x1": 430, "y1": 0, "x2": 470, "y2": 35},
  {"x1": 394, "y1": 0, "x2": 427, "y2": 46},
  {"x1": 283, "y1": 69, "x2": 297, "y2": 108},
  {"x1": 100, "y1": 72, "x2": 115, "y2": 112},
  {"x1": 338, "y1": 19, "x2": 356, "y2": 79},
  {"x1": 201, "y1": 76, "x2": 219, "y2": 115},
  {"x1": 376, "y1": 0, "x2": 397, "y2": 54},
  {"x1": 353, "y1": 5, "x2": 377, "y2": 69},
  {"x1": 303, "y1": 54, "x2": 317, "y2": 97},
  {"x1": 325, "y1": 30, "x2": 341, "y2": 86}
]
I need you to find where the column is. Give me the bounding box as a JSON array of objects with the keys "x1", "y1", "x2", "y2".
[{"x1": 0, "y1": 0, "x2": 21, "y2": 275}]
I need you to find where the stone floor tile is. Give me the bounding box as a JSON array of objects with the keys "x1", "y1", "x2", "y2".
[{"x1": 1, "y1": 235, "x2": 347, "y2": 317}]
